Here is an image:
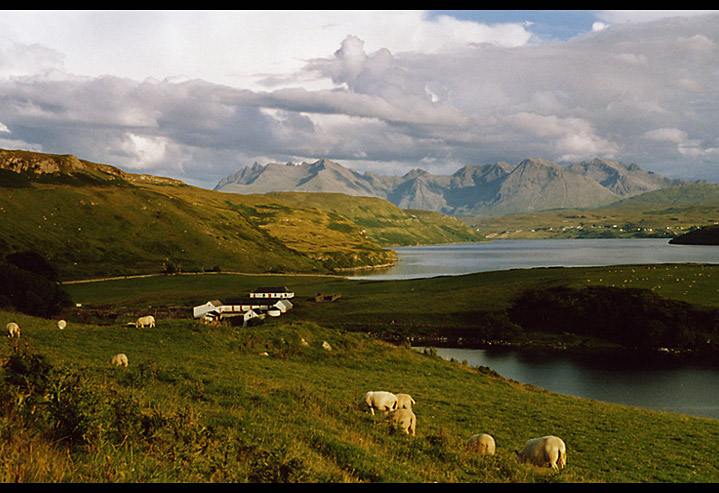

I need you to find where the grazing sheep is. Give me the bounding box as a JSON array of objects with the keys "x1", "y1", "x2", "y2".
[
  {"x1": 361, "y1": 391, "x2": 398, "y2": 416},
  {"x1": 396, "y1": 393, "x2": 415, "y2": 411},
  {"x1": 6, "y1": 322, "x2": 20, "y2": 338},
  {"x1": 388, "y1": 408, "x2": 416, "y2": 436},
  {"x1": 465, "y1": 433, "x2": 496, "y2": 456},
  {"x1": 517, "y1": 435, "x2": 567, "y2": 470},
  {"x1": 135, "y1": 315, "x2": 155, "y2": 328},
  {"x1": 109, "y1": 353, "x2": 129, "y2": 367},
  {"x1": 57, "y1": 319, "x2": 67, "y2": 330}
]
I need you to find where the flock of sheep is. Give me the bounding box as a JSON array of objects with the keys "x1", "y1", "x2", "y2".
[
  {"x1": 6, "y1": 318, "x2": 566, "y2": 472},
  {"x1": 5, "y1": 315, "x2": 155, "y2": 369},
  {"x1": 361, "y1": 390, "x2": 567, "y2": 471}
]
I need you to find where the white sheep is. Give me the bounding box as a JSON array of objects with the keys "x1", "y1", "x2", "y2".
[
  {"x1": 388, "y1": 408, "x2": 416, "y2": 436},
  {"x1": 465, "y1": 433, "x2": 496, "y2": 456},
  {"x1": 361, "y1": 391, "x2": 398, "y2": 416},
  {"x1": 57, "y1": 319, "x2": 67, "y2": 330},
  {"x1": 109, "y1": 353, "x2": 129, "y2": 367},
  {"x1": 6, "y1": 322, "x2": 20, "y2": 338},
  {"x1": 517, "y1": 435, "x2": 567, "y2": 470},
  {"x1": 396, "y1": 393, "x2": 415, "y2": 411},
  {"x1": 135, "y1": 315, "x2": 155, "y2": 328}
]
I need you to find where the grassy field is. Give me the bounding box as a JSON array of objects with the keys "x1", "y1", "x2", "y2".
[
  {"x1": 3, "y1": 308, "x2": 719, "y2": 483},
  {"x1": 63, "y1": 263, "x2": 719, "y2": 338},
  {"x1": 463, "y1": 202, "x2": 719, "y2": 239}
]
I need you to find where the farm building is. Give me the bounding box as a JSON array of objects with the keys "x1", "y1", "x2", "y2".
[
  {"x1": 193, "y1": 300, "x2": 223, "y2": 319},
  {"x1": 192, "y1": 296, "x2": 293, "y2": 322},
  {"x1": 250, "y1": 286, "x2": 295, "y2": 299}
]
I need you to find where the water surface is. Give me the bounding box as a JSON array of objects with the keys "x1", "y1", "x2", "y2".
[
  {"x1": 417, "y1": 346, "x2": 719, "y2": 421},
  {"x1": 351, "y1": 238, "x2": 719, "y2": 280},
  {"x1": 361, "y1": 238, "x2": 719, "y2": 420}
]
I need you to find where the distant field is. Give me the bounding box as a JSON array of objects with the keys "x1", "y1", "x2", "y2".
[
  {"x1": 463, "y1": 203, "x2": 719, "y2": 240},
  {"x1": 63, "y1": 263, "x2": 719, "y2": 341}
]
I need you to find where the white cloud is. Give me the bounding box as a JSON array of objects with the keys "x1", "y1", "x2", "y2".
[
  {"x1": 643, "y1": 127, "x2": 719, "y2": 158},
  {"x1": 0, "y1": 36, "x2": 65, "y2": 78},
  {"x1": 0, "y1": 10, "x2": 534, "y2": 91},
  {"x1": 121, "y1": 134, "x2": 169, "y2": 169},
  {"x1": 506, "y1": 112, "x2": 619, "y2": 161},
  {"x1": 1, "y1": 10, "x2": 719, "y2": 186},
  {"x1": 596, "y1": 10, "x2": 719, "y2": 25}
]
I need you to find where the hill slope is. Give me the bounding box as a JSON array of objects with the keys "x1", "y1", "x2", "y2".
[
  {"x1": 3, "y1": 308, "x2": 719, "y2": 482},
  {"x1": 0, "y1": 149, "x2": 400, "y2": 279},
  {"x1": 215, "y1": 157, "x2": 693, "y2": 216},
  {"x1": 265, "y1": 192, "x2": 484, "y2": 246},
  {"x1": 462, "y1": 183, "x2": 719, "y2": 240},
  {"x1": 0, "y1": 148, "x2": 485, "y2": 280}
]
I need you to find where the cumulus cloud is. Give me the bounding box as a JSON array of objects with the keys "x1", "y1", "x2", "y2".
[
  {"x1": 0, "y1": 36, "x2": 65, "y2": 78},
  {"x1": 0, "y1": 11, "x2": 718, "y2": 187},
  {"x1": 595, "y1": 10, "x2": 719, "y2": 25}
]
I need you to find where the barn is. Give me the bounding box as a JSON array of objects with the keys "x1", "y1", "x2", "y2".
[
  {"x1": 193, "y1": 300, "x2": 223, "y2": 319},
  {"x1": 222, "y1": 297, "x2": 292, "y2": 313},
  {"x1": 192, "y1": 295, "x2": 293, "y2": 322},
  {"x1": 249, "y1": 286, "x2": 295, "y2": 299}
]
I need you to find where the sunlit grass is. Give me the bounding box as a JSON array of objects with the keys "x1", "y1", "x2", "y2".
[{"x1": 3, "y1": 310, "x2": 719, "y2": 482}]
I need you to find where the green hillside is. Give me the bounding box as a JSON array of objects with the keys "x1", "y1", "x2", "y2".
[
  {"x1": 3, "y1": 309, "x2": 719, "y2": 482},
  {"x1": 612, "y1": 183, "x2": 719, "y2": 207},
  {"x1": 0, "y1": 179, "x2": 344, "y2": 280},
  {"x1": 266, "y1": 191, "x2": 485, "y2": 246},
  {"x1": 463, "y1": 185, "x2": 719, "y2": 240},
  {"x1": 1, "y1": 149, "x2": 447, "y2": 280}
]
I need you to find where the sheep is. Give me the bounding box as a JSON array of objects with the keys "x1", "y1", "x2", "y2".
[
  {"x1": 6, "y1": 322, "x2": 20, "y2": 338},
  {"x1": 135, "y1": 315, "x2": 155, "y2": 328},
  {"x1": 57, "y1": 319, "x2": 67, "y2": 330},
  {"x1": 465, "y1": 433, "x2": 496, "y2": 456},
  {"x1": 361, "y1": 391, "x2": 397, "y2": 416},
  {"x1": 388, "y1": 408, "x2": 416, "y2": 436},
  {"x1": 396, "y1": 393, "x2": 415, "y2": 411},
  {"x1": 109, "y1": 353, "x2": 129, "y2": 367},
  {"x1": 516, "y1": 435, "x2": 567, "y2": 470}
]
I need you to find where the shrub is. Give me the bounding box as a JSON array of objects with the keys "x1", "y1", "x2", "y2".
[
  {"x1": 1, "y1": 343, "x2": 54, "y2": 423},
  {"x1": 508, "y1": 285, "x2": 719, "y2": 350},
  {"x1": 0, "y1": 251, "x2": 72, "y2": 318}
]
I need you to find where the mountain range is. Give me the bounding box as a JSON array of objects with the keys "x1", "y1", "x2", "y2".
[{"x1": 215, "y1": 158, "x2": 695, "y2": 216}]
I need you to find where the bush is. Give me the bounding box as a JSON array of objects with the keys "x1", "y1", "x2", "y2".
[
  {"x1": 0, "y1": 251, "x2": 72, "y2": 318},
  {"x1": 1, "y1": 344, "x2": 146, "y2": 448},
  {"x1": 508, "y1": 285, "x2": 719, "y2": 350},
  {"x1": 6, "y1": 251, "x2": 59, "y2": 281},
  {"x1": 0, "y1": 342, "x2": 53, "y2": 422}
]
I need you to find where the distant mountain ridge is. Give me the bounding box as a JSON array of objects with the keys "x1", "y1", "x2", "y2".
[{"x1": 215, "y1": 157, "x2": 695, "y2": 216}]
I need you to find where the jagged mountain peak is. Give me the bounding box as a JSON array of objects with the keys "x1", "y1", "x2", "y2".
[
  {"x1": 402, "y1": 168, "x2": 432, "y2": 180},
  {"x1": 214, "y1": 157, "x2": 701, "y2": 216}
]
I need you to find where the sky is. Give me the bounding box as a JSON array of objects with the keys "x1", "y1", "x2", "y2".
[{"x1": 1, "y1": 10, "x2": 718, "y2": 189}]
